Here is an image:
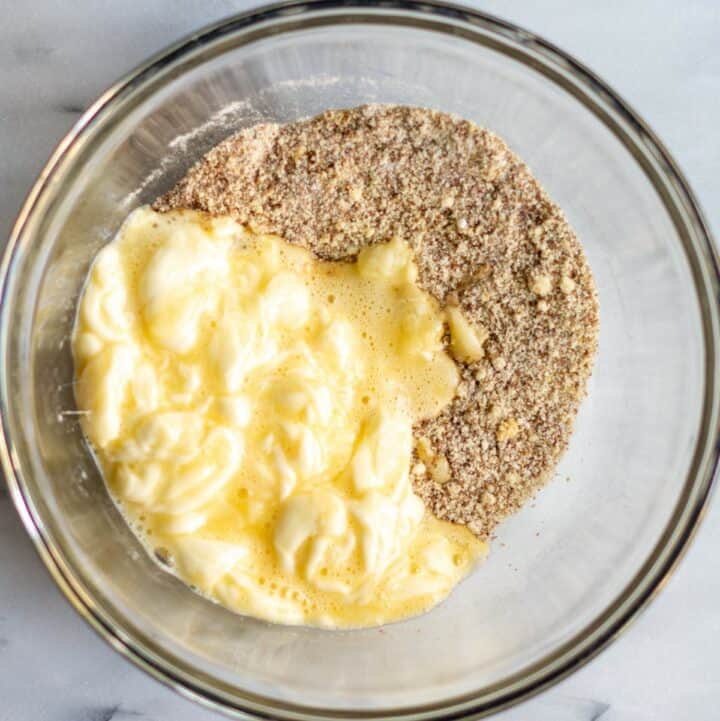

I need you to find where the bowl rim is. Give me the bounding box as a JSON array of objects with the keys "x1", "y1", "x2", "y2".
[{"x1": 2, "y1": 1, "x2": 719, "y2": 719}]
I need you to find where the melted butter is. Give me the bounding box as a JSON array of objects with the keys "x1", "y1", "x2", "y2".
[{"x1": 73, "y1": 207, "x2": 485, "y2": 628}]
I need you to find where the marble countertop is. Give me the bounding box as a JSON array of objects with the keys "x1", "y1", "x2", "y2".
[{"x1": 1, "y1": 1, "x2": 718, "y2": 719}]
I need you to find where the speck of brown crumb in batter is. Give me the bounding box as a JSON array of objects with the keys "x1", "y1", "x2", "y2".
[{"x1": 155, "y1": 104, "x2": 599, "y2": 541}]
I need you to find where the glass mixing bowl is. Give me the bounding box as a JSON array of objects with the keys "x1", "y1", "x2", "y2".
[{"x1": 2, "y1": 2, "x2": 718, "y2": 718}]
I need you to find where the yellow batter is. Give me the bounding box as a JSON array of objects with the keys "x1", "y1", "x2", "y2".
[{"x1": 73, "y1": 207, "x2": 485, "y2": 628}]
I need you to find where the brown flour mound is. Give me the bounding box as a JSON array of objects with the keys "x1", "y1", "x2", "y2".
[{"x1": 155, "y1": 105, "x2": 599, "y2": 540}]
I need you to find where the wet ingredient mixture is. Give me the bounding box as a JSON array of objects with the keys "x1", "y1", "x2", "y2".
[{"x1": 74, "y1": 207, "x2": 484, "y2": 628}]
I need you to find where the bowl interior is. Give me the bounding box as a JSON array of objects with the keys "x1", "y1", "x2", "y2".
[{"x1": 2, "y1": 6, "x2": 716, "y2": 717}]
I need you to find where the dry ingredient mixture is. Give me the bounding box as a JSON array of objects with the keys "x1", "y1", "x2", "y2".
[{"x1": 156, "y1": 104, "x2": 599, "y2": 540}]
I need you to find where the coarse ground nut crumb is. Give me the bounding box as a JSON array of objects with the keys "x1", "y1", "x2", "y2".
[
  {"x1": 155, "y1": 104, "x2": 599, "y2": 541},
  {"x1": 496, "y1": 417, "x2": 520, "y2": 442},
  {"x1": 529, "y1": 273, "x2": 553, "y2": 296}
]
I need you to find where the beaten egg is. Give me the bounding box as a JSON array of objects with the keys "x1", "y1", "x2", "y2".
[{"x1": 73, "y1": 207, "x2": 485, "y2": 628}]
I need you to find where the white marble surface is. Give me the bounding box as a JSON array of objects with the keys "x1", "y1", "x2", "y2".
[{"x1": 1, "y1": 1, "x2": 719, "y2": 719}]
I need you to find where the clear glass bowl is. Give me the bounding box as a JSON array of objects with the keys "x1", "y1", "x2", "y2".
[{"x1": 2, "y1": 2, "x2": 718, "y2": 719}]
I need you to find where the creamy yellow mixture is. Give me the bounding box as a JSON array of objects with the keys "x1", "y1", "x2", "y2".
[{"x1": 73, "y1": 207, "x2": 485, "y2": 628}]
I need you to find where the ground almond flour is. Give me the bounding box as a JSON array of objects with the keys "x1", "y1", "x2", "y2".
[{"x1": 155, "y1": 104, "x2": 599, "y2": 540}]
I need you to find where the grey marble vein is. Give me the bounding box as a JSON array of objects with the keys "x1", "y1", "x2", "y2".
[
  {"x1": 587, "y1": 701, "x2": 611, "y2": 721},
  {"x1": 12, "y1": 43, "x2": 57, "y2": 62},
  {"x1": 83, "y1": 705, "x2": 144, "y2": 721},
  {"x1": 55, "y1": 102, "x2": 86, "y2": 115}
]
